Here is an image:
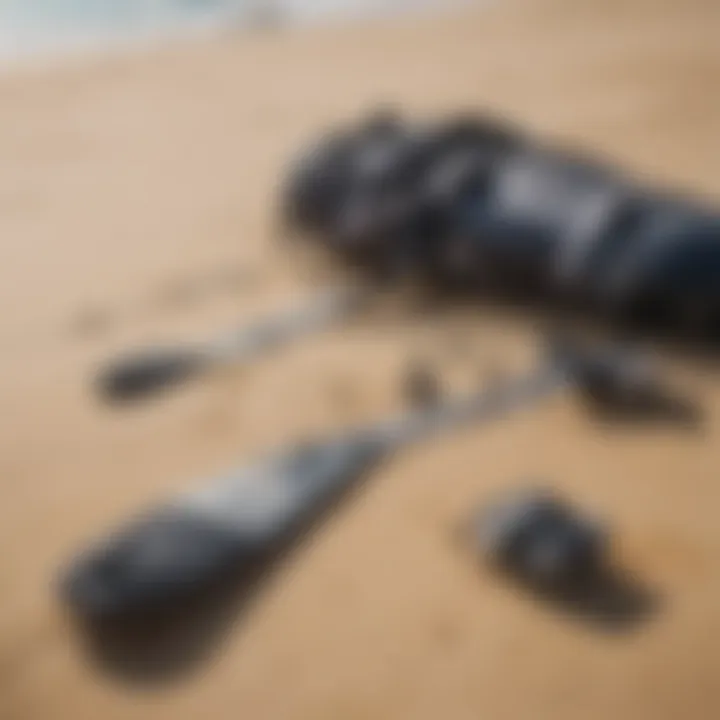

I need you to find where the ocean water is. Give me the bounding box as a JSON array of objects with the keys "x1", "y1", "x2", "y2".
[
  {"x1": 0, "y1": 1, "x2": 243, "y2": 61},
  {"x1": 0, "y1": 0, "x2": 454, "y2": 63}
]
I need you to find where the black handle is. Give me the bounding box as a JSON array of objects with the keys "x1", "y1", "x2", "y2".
[{"x1": 96, "y1": 349, "x2": 205, "y2": 402}]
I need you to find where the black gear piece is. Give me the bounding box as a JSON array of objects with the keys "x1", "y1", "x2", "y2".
[{"x1": 283, "y1": 111, "x2": 720, "y2": 340}]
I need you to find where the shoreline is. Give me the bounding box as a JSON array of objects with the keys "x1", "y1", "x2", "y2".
[{"x1": 0, "y1": 0, "x2": 475, "y2": 76}]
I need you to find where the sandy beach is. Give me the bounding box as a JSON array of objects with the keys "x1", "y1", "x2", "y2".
[{"x1": 1, "y1": 0, "x2": 720, "y2": 718}]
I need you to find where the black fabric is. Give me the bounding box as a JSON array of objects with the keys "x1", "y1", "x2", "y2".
[{"x1": 284, "y1": 112, "x2": 720, "y2": 338}]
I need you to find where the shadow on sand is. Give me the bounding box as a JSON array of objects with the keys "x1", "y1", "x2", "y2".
[{"x1": 493, "y1": 564, "x2": 660, "y2": 634}]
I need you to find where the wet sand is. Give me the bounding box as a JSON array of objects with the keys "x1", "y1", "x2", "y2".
[{"x1": 1, "y1": 0, "x2": 720, "y2": 718}]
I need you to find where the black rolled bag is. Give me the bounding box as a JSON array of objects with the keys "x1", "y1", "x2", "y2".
[{"x1": 282, "y1": 111, "x2": 720, "y2": 340}]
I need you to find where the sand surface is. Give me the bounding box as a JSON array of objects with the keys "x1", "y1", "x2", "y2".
[{"x1": 1, "y1": 0, "x2": 720, "y2": 718}]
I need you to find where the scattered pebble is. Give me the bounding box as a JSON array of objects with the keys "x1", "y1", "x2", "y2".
[{"x1": 402, "y1": 359, "x2": 443, "y2": 407}]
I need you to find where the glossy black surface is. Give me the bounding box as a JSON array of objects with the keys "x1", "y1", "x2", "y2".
[
  {"x1": 60, "y1": 435, "x2": 384, "y2": 620},
  {"x1": 284, "y1": 112, "x2": 720, "y2": 338}
]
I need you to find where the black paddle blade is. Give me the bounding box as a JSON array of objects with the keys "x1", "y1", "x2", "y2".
[
  {"x1": 60, "y1": 509, "x2": 244, "y2": 620},
  {"x1": 59, "y1": 436, "x2": 383, "y2": 621},
  {"x1": 96, "y1": 349, "x2": 205, "y2": 402}
]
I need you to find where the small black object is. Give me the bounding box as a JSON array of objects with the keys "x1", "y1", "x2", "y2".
[
  {"x1": 97, "y1": 349, "x2": 205, "y2": 401},
  {"x1": 471, "y1": 488, "x2": 608, "y2": 589},
  {"x1": 466, "y1": 487, "x2": 658, "y2": 633},
  {"x1": 553, "y1": 337, "x2": 701, "y2": 422},
  {"x1": 548, "y1": 337, "x2": 657, "y2": 406}
]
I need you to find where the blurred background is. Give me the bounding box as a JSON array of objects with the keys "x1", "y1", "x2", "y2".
[
  {"x1": 0, "y1": 0, "x2": 465, "y2": 61},
  {"x1": 1, "y1": 1, "x2": 719, "y2": 719}
]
